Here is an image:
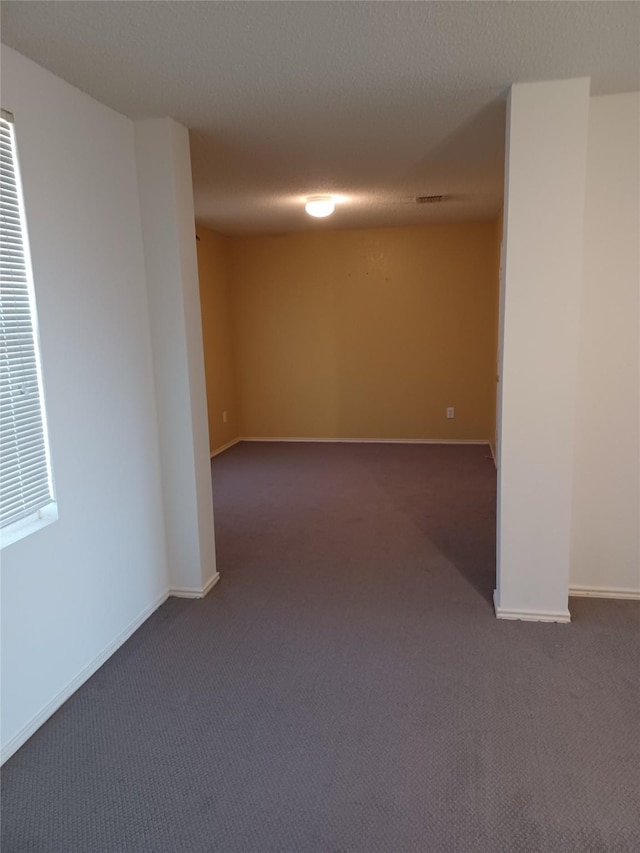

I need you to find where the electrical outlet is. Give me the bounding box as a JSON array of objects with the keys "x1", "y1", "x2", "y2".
[
  {"x1": 446, "y1": 407, "x2": 455, "y2": 419},
  {"x1": 222, "y1": 411, "x2": 228, "y2": 423}
]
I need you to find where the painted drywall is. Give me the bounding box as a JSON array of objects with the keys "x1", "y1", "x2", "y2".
[
  {"x1": 496, "y1": 78, "x2": 590, "y2": 621},
  {"x1": 0, "y1": 48, "x2": 168, "y2": 758},
  {"x1": 196, "y1": 227, "x2": 239, "y2": 452},
  {"x1": 490, "y1": 210, "x2": 503, "y2": 455},
  {"x1": 134, "y1": 119, "x2": 217, "y2": 595},
  {"x1": 570, "y1": 92, "x2": 640, "y2": 596},
  {"x1": 228, "y1": 224, "x2": 499, "y2": 441}
]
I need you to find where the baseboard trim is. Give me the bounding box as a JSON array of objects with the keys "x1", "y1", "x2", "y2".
[
  {"x1": 239, "y1": 437, "x2": 490, "y2": 445},
  {"x1": 1, "y1": 589, "x2": 169, "y2": 765},
  {"x1": 493, "y1": 591, "x2": 571, "y2": 623},
  {"x1": 169, "y1": 571, "x2": 220, "y2": 599},
  {"x1": 569, "y1": 585, "x2": 640, "y2": 601},
  {"x1": 210, "y1": 438, "x2": 241, "y2": 458}
]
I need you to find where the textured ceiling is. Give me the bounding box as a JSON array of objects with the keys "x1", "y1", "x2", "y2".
[{"x1": 2, "y1": 1, "x2": 639, "y2": 235}]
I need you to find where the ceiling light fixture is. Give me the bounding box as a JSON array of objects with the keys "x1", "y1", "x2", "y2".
[{"x1": 305, "y1": 196, "x2": 335, "y2": 218}]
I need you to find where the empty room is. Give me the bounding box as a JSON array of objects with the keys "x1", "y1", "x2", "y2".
[
  {"x1": 197, "y1": 219, "x2": 501, "y2": 604},
  {"x1": 1, "y1": 2, "x2": 639, "y2": 852}
]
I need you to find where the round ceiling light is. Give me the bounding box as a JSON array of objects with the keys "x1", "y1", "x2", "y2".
[{"x1": 305, "y1": 196, "x2": 335, "y2": 218}]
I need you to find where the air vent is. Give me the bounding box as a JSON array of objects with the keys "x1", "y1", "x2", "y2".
[{"x1": 416, "y1": 194, "x2": 447, "y2": 204}]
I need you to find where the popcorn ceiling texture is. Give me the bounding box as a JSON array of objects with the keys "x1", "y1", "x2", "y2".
[{"x1": 2, "y1": 1, "x2": 639, "y2": 234}]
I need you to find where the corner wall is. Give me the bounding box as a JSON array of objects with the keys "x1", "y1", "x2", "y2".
[
  {"x1": 196, "y1": 227, "x2": 239, "y2": 453},
  {"x1": 134, "y1": 119, "x2": 217, "y2": 596}
]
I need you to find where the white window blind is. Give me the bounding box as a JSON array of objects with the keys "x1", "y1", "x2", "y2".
[{"x1": 0, "y1": 110, "x2": 54, "y2": 532}]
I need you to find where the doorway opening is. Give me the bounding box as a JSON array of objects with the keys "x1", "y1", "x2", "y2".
[{"x1": 196, "y1": 218, "x2": 502, "y2": 607}]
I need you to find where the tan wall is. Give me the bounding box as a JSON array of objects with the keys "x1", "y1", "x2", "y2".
[
  {"x1": 196, "y1": 226, "x2": 238, "y2": 453},
  {"x1": 227, "y1": 223, "x2": 499, "y2": 441},
  {"x1": 490, "y1": 211, "x2": 503, "y2": 451}
]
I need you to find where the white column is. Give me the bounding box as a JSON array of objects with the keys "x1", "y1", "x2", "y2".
[
  {"x1": 134, "y1": 118, "x2": 217, "y2": 596},
  {"x1": 495, "y1": 78, "x2": 590, "y2": 622}
]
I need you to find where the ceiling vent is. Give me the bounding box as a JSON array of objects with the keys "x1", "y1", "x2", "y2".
[{"x1": 415, "y1": 194, "x2": 447, "y2": 204}]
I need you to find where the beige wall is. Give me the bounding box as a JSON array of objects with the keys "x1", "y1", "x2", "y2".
[
  {"x1": 227, "y1": 223, "x2": 499, "y2": 440},
  {"x1": 490, "y1": 211, "x2": 503, "y2": 452},
  {"x1": 196, "y1": 226, "x2": 238, "y2": 452}
]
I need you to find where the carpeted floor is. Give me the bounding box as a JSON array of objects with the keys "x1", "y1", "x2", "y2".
[{"x1": 2, "y1": 442, "x2": 639, "y2": 852}]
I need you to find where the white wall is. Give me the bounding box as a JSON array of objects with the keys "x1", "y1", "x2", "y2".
[
  {"x1": 496, "y1": 78, "x2": 590, "y2": 622},
  {"x1": 570, "y1": 93, "x2": 640, "y2": 597},
  {"x1": 134, "y1": 119, "x2": 217, "y2": 595},
  {"x1": 0, "y1": 48, "x2": 169, "y2": 760}
]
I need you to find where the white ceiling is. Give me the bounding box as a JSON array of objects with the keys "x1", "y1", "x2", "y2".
[{"x1": 2, "y1": 1, "x2": 639, "y2": 235}]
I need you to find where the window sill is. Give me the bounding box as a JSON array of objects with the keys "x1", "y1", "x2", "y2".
[{"x1": 0, "y1": 502, "x2": 58, "y2": 550}]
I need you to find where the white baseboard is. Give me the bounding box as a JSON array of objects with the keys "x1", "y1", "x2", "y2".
[
  {"x1": 493, "y1": 591, "x2": 571, "y2": 623},
  {"x1": 210, "y1": 438, "x2": 241, "y2": 458},
  {"x1": 1, "y1": 589, "x2": 169, "y2": 765},
  {"x1": 239, "y1": 437, "x2": 490, "y2": 445},
  {"x1": 569, "y1": 585, "x2": 640, "y2": 601},
  {"x1": 169, "y1": 571, "x2": 220, "y2": 599},
  {"x1": 2, "y1": 571, "x2": 224, "y2": 765}
]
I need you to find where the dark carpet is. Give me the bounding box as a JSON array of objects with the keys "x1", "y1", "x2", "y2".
[{"x1": 2, "y1": 442, "x2": 639, "y2": 852}]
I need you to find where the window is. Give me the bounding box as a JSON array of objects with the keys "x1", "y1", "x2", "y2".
[{"x1": 0, "y1": 109, "x2": 56, "y2": 547}]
